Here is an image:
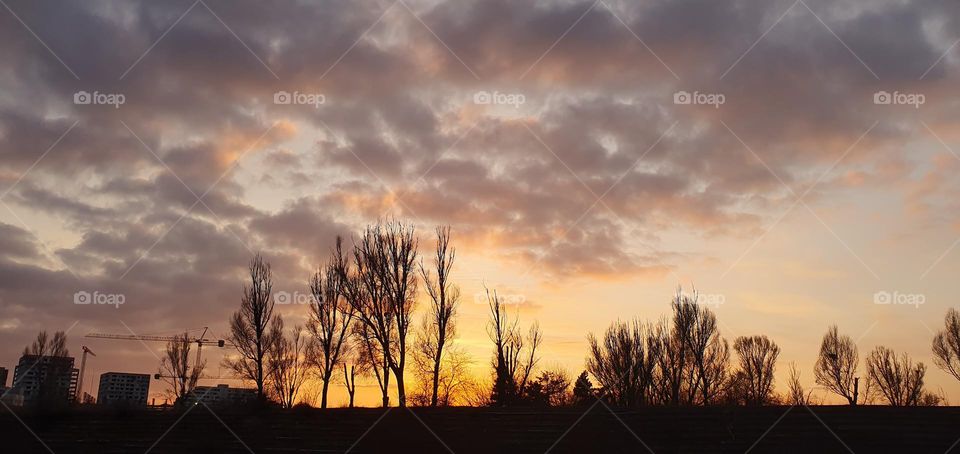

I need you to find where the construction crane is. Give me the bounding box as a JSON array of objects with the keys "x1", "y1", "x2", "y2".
[
  {"x1": 76, "y1": 346, "x2": 95, "y2": 402},
  {"x1": 85, "y1": 327, "x2": 231, "y2": 369}
]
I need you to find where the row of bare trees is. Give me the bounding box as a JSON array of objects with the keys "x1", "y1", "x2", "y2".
[
  {"x1": 585, "y1": 289, "x2": 754, "y2": 406},
  {"x1": 585, "y1": 289, "x2": 960, "y2": 407},
  {"x1": 811, "y1": 325, "x2": 949, "y2": 406},
  {"x1": 153, "y1": 219, "x2": 960, "y2": 409},
  {"x1": 168, "y1": 220, "x2": 472, "y2": 408}
]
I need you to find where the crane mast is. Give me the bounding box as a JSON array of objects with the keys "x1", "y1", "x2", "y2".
[{"x1": 76, "y1": 346, "x2": 95, "y2": 402}]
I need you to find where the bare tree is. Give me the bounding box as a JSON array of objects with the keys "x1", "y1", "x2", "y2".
[
  {"x1": 436, "y1": 348, "x2": 473, "y2": 406},
  {"x1": 814, "y1": 325, "x2": 859, "y2": 405},
  {"x1": 461, "y1": 378, "x2": 493, "y2": 407},
  {"x1": 652, "y1": 319, "x2": 687, "y2": 405},
  {"x1": 487, "y1": 288, "x2": 541, "y2": 405},
  {"x1": 334, "y1": 236, "x2": 390, "y2": 407},
  {"x1": 417, "y1": 226, "x2": 460, "y2": 407},
  {"x1": 721, "y1": 370, "x2": 751, "y2": 405},
  {"x1": 672, "y1": 288, "x2": 729, "y2": 405},
  {"x1": 520, "y1": 323, "x2": 543, "y2": 395},
  {"x1": 932, "y1": 308, "x2": 960, "y2": 382},
  {"x1": 733, "y1": 335, "x2": 780, "y2": 405},
  {"x1": 24, "y1": 330, "x2": 69, "y2": 357},
  {"x1": 787, "y1": 362, "x2": 810, "y2": 405},
  {"x1": 342, "y1": 355, "x2": 370, "y2": 408},
  {"x1": 268, "y1": 317, "x2": 309, "y2": 408},
  {"x1": 307, "y1": 238, "x2": 356, "y2": 408},
  {"x1": 412, "y1": 345, "x2": 473, "y2": 406},
  {"x1": 159, "y1": 332, "x2": 204, "y2": 404},
  {"x1": 21, "y1": 330, "x2": 71, "y2": 405},
  {"x1": 701, "y1": 335, "x2": 730, "y2": 405},
  {"x1": 355, "y1": 322, "x2": 391, "y2": 407},
  {"x1": 488, "y1": 293, "x2": 519, "y2": 406},
  {"x1": 866, "y1": 346, "x2": 927, "y2": 406},
  {"x1": 225, "y1": 253, "x2": 280, "y2": 402},
  {"x1": 586, "y1": 319, "x2": 659, "y2": 406},
  {"x1": 348, "y1": 220, "x2": 419, "y2": 407}
]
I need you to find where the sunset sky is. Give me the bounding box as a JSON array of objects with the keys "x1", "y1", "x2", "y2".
[{"x1": 1, "y1": 0, "x2": 959, "y2": 406}]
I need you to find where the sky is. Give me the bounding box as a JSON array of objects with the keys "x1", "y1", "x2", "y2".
[{"x1": 0, "y1": 0, "x2": 959, "y2": 406}]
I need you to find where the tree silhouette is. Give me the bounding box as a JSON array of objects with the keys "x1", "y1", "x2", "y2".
[
  {"x1": 333, "y1": 233, "x2": 391, "y2": 407},
  {"x1": 866, "y1": 346, "x2": 928, "y2": 406},
  {"x1": 159, "y1": 332, "x2": 203, "y2": 404},
  {"x1": 306, "y1": 238, "x2": 356, "y2": 408},
  {"x1": 733, "y1": 335, "x2": 780, "y2": 405},
  {"x1": 572, "y1": 371, "x2": 595, "y2": 405},
  {"x1": 524, "y1": 368, "x2": 571, "y2": 406},
  {"x1": 654, "y1": 319, "x2": 687, "y2": 405},
  {"x1": 487, "y1": 288, "x2": 541, "y2": 406},
  {"x1": 416, "y1": 226, "x2": 460, "y2": 407},
  {"x1": 23, "y1": 330, "x2": 69, "y2": 357},
  {"x1": 667, "y1": 288, "x2": 729, "y2": 405},
  {"x1": 268, "y1": 317, "x2": 309, "y2": 408},
  {"x1": 814, "y1": 325, "x2": 859, "y2": 405},
  {"x1": 586, "y1": 318, "x2": 659, "y2": 406},
  {"x1": 787, "y1": 362, "x2": 810, "y2": 405},
  {"x1": 225, "y1": 253, "x2": 280, "y2": 403},
  {"x1": 347, "y1": 220, "x2": 419, "y2": 407},
  {"x1": 342, "y1": 360, "x2": 368, "y2": 408},
  {"x1": 20, "y1": 330, "x2": 71, "y2": 405},
  {"x1": 412, "y1": 346, "x2": 474, "y2": 406},
  {"x1": 932, "y1": 308, "x2": 960, "y2": 382},
  {"x1": 355, "y1": 321, "x2": 390, "y2": 407}
]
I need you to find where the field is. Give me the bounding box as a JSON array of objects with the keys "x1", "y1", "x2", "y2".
[{"x1": 2, "y1": 404, "x2": 959, "y2": 453}]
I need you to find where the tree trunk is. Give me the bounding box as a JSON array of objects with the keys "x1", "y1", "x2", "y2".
[
  {"x1": 344, "y1": 364, "x2": 356, "y2": 408},
  {"x1": 256, "y1": 341, "x2": 265, "y2": 401},
  {"x1": 431, "y1": 356, "x2": 441, "y2": 407},
  {"x1": 321, "y1": 377, "x2": 330, "y2": 409},
  {"x1": 851, "y1": 377, "x2": 859, "y2": 406},
  {"x1": 395, "y1": 369, "x2": 406, "y2": 407},
  {"x1": 381, "y1": 358, "x2": 391, "y2": 407}
]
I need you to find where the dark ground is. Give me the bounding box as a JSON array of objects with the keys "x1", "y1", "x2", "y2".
[{"x1": 2, "y1": 404, "x2": 958, "y2": 453}]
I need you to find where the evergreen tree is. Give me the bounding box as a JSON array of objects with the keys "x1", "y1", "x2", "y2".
[{"x1": 573, "y1": 371, "x2": 594, "y2": 405}]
